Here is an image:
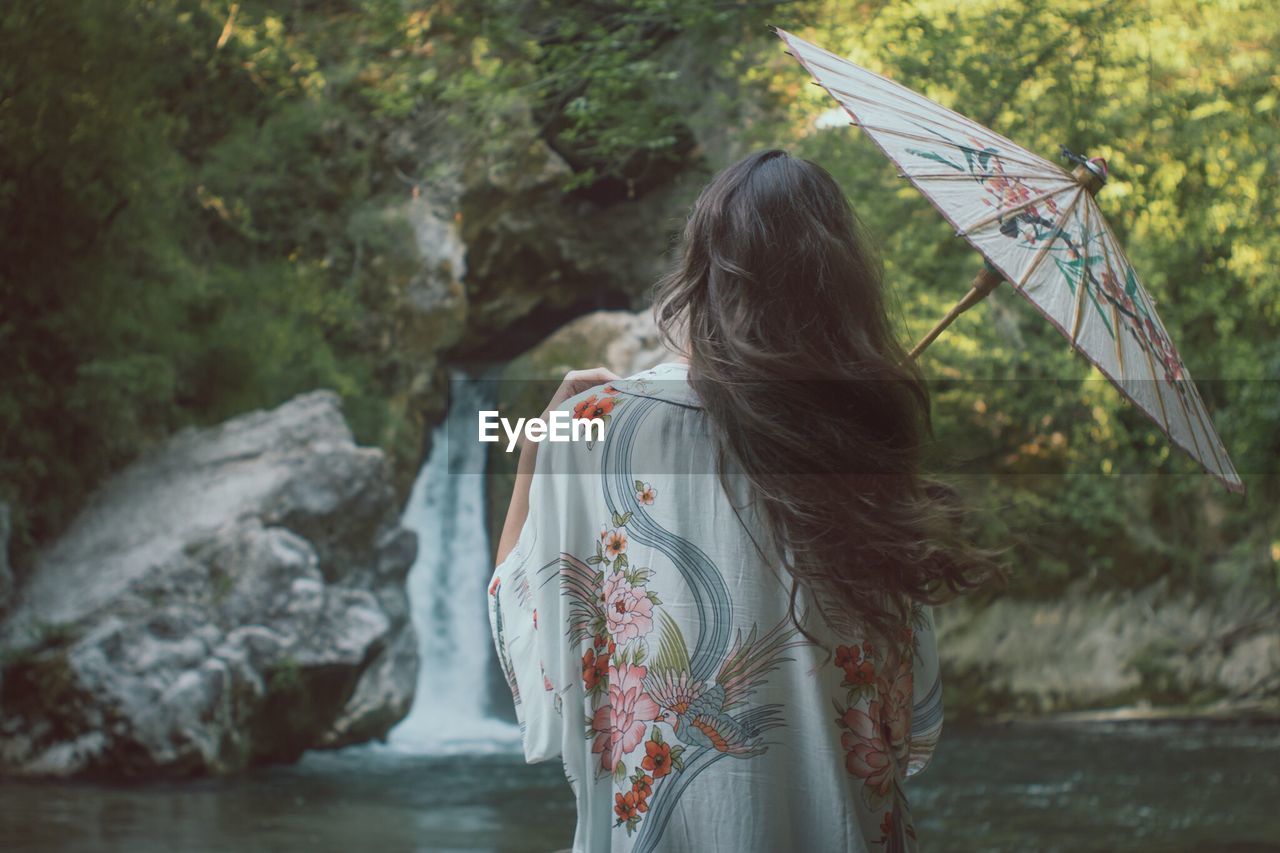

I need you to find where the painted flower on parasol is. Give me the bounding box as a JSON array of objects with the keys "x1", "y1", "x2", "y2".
[{"x1": 776, "y1": 28, "x2": 1243, "y2": 494}]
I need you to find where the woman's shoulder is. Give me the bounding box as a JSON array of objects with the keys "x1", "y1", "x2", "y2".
[{"x1": 609, "y1": 362, "x2": 701, "y2": 410}]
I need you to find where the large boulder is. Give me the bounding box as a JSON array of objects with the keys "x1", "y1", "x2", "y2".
[{"x1": 0, "y1": 391, "x2": 417, "y2": 779}]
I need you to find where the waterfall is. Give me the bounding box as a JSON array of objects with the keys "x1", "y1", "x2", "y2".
[{"x1": 386, "y1": 374, "x2": 520, "y2": 754}]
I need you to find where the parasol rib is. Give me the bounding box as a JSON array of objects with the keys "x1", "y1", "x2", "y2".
[
  {"x1": 821, "y1": 84, "x2": 994, "y2": 137},
  {"x1": 1068, "y1": 200, "x2": 1095, "y2": 345},
  {"x1": 961, "y1": 182, "x2": 1079, "y2": 237},
  {"x1": 1094, "y1": 216, "x2": 1131, "y2": 381},
  {"x1": 777, "y1": 27, "x2": 1244, "y2": 492},
  {"x1": 799, "y1": 57, "x2": 983, "y2": 125},
  {"x1": 1183, "y1": 385, "x2": 1232, "y2": 478},
  {"x1": 792, "y1": 47, "x2": 1057, "y2": 161},
  {"x1": 832, "y1": 114, "x2": 1062, "y2": 173},
  {"x1": 901, "y1": 172, "x2": 1066, "y2": 180},
  {"x1": 1097, "y1": 215, "x2": 1229, "y2": 478},
  {"x1": 1013, "y1": 188, "x2": 1086, "y2": 291},
  {"x1": 825, "y1": 89, "x2": 1039, "y2": 154}
]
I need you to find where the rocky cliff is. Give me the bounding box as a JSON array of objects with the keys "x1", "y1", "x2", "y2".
[
  {"x1": 0, "y1": 391, "x2": 416, "y2": 778},
  {"x1": 937, "y1": 576, "x2": 1280, "y2": 719}
]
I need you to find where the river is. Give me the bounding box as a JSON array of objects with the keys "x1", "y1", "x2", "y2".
[
  {"x1": 3, "y1": 721, "x2": 1279, "y2": 851},
  {"x1": 3, "y1": 378, "x2": 1278, "y2": 852}
]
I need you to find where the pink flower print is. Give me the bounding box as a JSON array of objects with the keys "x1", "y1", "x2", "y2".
[
  {"x1": 838, "y1": 703, "x2": 894, "y2": 799},
  {"x1": 876, "y1": 656, "x2": 914, "y2": 752},
  {"x1": 603, "y1": 570, "x2": 654, "y2": 642},
  {"x1": 987, "y1": 172, "x2": 1031, "y2": 212},
  {"x1": 1100, "y1": 270, "x2": 1136, "y2": 315},
  {"x1": 1142, "y1": 323, "x2": 1184, "y2": 382},
  {"x1": 636, "y1": 482, "x2": 657, "y2": 505},
  {"x1": 591, "y1": 663, "x2": 661, "y2": 772},
  {"x1": 601, "y1": 527, "x2": 628, "y2": 561},
  {"x1": 540, "y1": 662, "x2": 554, "y2": 692}
]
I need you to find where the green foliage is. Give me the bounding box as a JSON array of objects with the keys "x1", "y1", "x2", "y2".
[
  {"x1": 771, "y1": 0, "x2": 1279, "y2": 594},
  {"x1": 1, "y1": 0, "x2": 1275, "y2": 605},
  {"x1": 0, "y1": 0, "x2": 798, "y2": 563},
  {"x1": 0, "y1": 0, "x2": 434, "y2": 555}
]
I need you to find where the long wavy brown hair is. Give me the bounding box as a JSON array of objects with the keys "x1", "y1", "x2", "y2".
[{"x1": 653, "y1": 149, "x2": 1004, "y2": 654}]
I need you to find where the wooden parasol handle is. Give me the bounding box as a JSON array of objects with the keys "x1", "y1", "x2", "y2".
[
  {"x1": 906, "y1": 265, "x2": 1003, "y2": 360},
  {"x1": 906, "y1": 162, "x2": 1105, "y2": 361}
]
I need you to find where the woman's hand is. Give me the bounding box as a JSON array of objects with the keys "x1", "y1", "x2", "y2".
[
  {"x1": 541, "y1": 367, "x2": 621, "y2": 419},
  {"x1": 496, "y1": 366, "x2": 621, "y2": 567}
]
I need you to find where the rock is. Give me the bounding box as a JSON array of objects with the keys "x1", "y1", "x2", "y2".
[
  {"x1": 345, "y1": 197, "x2": 461, "y2": 504},
  {"x1": 453, "y1": 129, "x2": 695, "y2": 361},
  {"x1": 509, "y1": 309, "x2": 675, "y2": 379},
  {"x1": 0, "y1": 391, "x2": 417, "y2": 779}
]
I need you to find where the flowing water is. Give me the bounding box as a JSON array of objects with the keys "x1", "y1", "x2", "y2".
[
  {"x1": 3, "y1": 383, "x2": 1279, "y2": 852},
  {"x1": 385, "y1": 375, "x2": 519, "y2": 755}
]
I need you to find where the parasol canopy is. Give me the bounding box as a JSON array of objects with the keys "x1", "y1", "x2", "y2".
[{"x1": 776, "y1": 28, "x2": 1243, "y2": 494}]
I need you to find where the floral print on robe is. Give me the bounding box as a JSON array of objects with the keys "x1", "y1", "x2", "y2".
[{"x1": 489, "y1": 362, "x2": 943, "y2": 853}]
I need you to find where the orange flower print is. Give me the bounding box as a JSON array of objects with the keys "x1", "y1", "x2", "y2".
[
  {"x1": 575, "y1": 394, "x2": 616, "y2": 421},
  {"x1": 590, "y1": 396, "x2": 616, "y2": 417},
  {"x1": 635, "y1": 482, "x2": 657, "y2": 505},
  {"x1": 835, "y1": 644, "x2": 875, "y2": 686},
  {"x1": 573, "y1": 395, "x2": 599, "y2": 420},
  {"x1": 624, "y1": 772, "x2": 654, "y2": 818},
  {"x1": 583, "y1": 646, "x2": 610, "y2": 692},
  {"x1": 602, "y1": 383, "x2": 620, "y2": 395},
  {"x1": 601, "y1": 527, "x2": 628, "y2": 560},
  {"x1": 632, "y1": 773, "x2": 654, "y2": 801},
  {"x1": 641, "y1": 739, "x2": 672, "y2": 778},
  {"x1": 880, "y1": 811, "x2": 894, "y2": 838},
  {"x1": 614, "y1": 791, "x2": 640, "y2": 821}
]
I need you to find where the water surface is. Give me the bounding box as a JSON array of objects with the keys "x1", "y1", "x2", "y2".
[{"x1": 4, "y1": 721, "x2": 1278, "y2": 852}]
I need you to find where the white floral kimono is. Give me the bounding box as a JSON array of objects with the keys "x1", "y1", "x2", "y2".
[{"x1": 488, "y1": 362, "x2": 943, "y2": 853}]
